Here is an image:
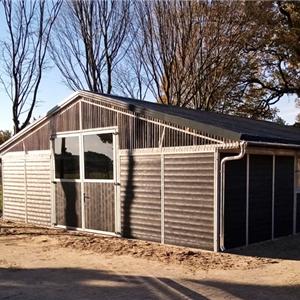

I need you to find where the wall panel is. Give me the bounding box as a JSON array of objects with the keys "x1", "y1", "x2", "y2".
[
  {"x1": 164, "y1": 153, "x2": 215, "y2": 250},
  {"x1": 2, "y1": 155, "x2": 25, "y2": 221},
  {"x1": 25, "y1": 152, "x2": 51, "y2": 225},
  {"x1": 120, "y1": 155, "x2": 161, "y2": 242}
]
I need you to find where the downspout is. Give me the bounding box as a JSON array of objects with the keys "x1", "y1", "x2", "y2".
[{"x1": 219, "y1": 141, "x2": 247, "y2": 251}]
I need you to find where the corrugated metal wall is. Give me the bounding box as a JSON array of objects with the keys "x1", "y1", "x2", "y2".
[
  {"x1": 164, "y1": 153, "x2": 214, "y2": 250},
  {"x1": 2, "y1": 151, "x2": 51, "y2": 225},
  {"x1": 120, "y1": 152, "x2": 215, "y2": 250},
  {"x1": 120, "y1": 155, "x2": 162, "y2": 242},
  {"x1": 2, "y1": 155, "x2": 25, "y2": 221},
  {"x1": 25, "y1": 152, "x2": 51, "y2": 225}
]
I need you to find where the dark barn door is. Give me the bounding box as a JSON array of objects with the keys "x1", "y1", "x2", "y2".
[
  {"x1": 84, "y1": 183, "x2": 115, "y2": 232},
  {"x1": 83, "y1": 133, "x2": 115, "y2": 232},
  {"x1": 274, "y1": 156, "x2": 294, "y2": 238},
  {"x1": 53, "y1": 131, "x2": 116, "y2": 232},
  {"x1": 223, "y1": 152, "x2": 295, "y2": 249},
  {"x1": 249, "y1": 155, "x2": 273, "y2": 244},
  {"x1": 223, "y1": 156, "x2": 247, "y2": 249},
  {"x1": 55, "y1": 182, "x2": 82, "y2": 228}
]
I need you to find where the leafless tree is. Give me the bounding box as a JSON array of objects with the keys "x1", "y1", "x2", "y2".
[
  {"x1": 0, "y1": 0, "x2": 62, "y2": 134},
  {"x1": 133, "y1": 0, "x2": 278, "y2": 119},
  {"x1": 114, "y1": 20, "x2": 152, "y2": 100},
  {"x1": 50, "y1": 0, "x2": 131, "y2": 94}
]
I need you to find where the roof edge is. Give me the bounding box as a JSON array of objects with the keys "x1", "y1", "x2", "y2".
[{"x1": 0, "y1": 91, "x2": 81, "y2": 153}]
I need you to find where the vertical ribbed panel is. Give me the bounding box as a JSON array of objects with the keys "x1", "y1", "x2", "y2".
[
  {"x1": 120, "y1": 155, "x2": 161, "y2": 242},
  {"x1": 84, "y1": 182, "x2": 115, "y2": 232},
  {"x1": 25, "y1": 152, "x2": 51, "y2": 225},
  {"x1": 55, "y1": 182, "x2": 82, "y2": 228},
  {"x1": 274, "y1": 156, "x2": 294, "y2": 238},
  {"x1": 249, "y1": 155, "x2": 273, "y2": 244},
  {"x1": 2, "y1": 155, "x2": 25, "y2": 221},
  {"x1": 164, "y1": 153, "x2": 215, "y2": 250}
]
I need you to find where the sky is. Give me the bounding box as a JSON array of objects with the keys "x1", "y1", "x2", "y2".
[{"x1": 0, "y1": 7, "x2": 299, "y2": 131}]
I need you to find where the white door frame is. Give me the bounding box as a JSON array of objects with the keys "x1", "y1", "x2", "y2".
[{"x1": 50, "y1": 127, "x2": 120, "y2": 235}]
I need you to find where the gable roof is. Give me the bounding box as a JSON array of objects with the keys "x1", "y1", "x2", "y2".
[{"x1": 1, "y1": 90, "x2": 300, "y2": 153}]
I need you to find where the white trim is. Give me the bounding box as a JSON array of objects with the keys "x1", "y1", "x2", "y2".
[
  {"x1": 55, "y1": 225, "x2": 119, "y2": 237},
  {"x1": 79, "y1": 131, "x2": 85, "y2": 230},
  {"x1": 213, "y1": 150, "x2": 220, "y2": 252},
  {"x1": 53, "y1": 179, "x2": 81, "y2": 183},
  {"x1": 114, "y1": 130, "x2": 121, "y2": 234},
  {"x1": 83, "y1": 179, "x2": 114, "y2": 184},
  {"x1": 119, "y1": 143, "x2": 240, "y2": 157},
  {"x1": 50, "y1": 139, "x2": 56, "y2": 225},
  {"x1": 246, "y1": 154, "x2": 249, "y2": 246},
  {"x1": 159, "y1": 127, "x2": 166, "y2": 149},
  {"x1": 53, "y1": 126, "x2": 118, "y2": 137},
  {"x1": 1, "y1": 149, "x2": 51, "y2": 158}
]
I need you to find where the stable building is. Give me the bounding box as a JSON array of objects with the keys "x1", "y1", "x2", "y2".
[{"x1": 0, "y1": 90, "x2": 300, "y2": 252}]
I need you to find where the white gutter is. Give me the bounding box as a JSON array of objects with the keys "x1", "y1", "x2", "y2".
[{"x1": 219, "y1": 141, "x2": 247, "y2": 251}]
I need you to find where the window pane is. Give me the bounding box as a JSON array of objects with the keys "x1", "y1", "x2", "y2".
[
  {"x1": 55, "y1": 137, "x2": 80, "y2": 179},
  {"x1": 84, "y1": 133, "x2": 113, "y2": 179}
]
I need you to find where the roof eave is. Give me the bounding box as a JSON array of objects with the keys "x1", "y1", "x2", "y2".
[{"x1": 0, "y1": 91, "x2": 81, "y2": 154}]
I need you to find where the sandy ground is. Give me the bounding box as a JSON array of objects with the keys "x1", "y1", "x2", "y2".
[{"x1": 0, "y1": 219, "x2": 299, "y2": 300}]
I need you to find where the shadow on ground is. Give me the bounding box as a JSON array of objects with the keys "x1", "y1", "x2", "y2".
[
  {"x1": 228, "y1": 234, "x2": 300, "y2": 261},
  {"x1": 0, "y1": 267, "x2": 299, "y2": 300}
]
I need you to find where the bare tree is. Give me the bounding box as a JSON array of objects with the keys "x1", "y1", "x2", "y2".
[
  {"x1": 133, "y1": 0, "x2": 279, "y2": 119},
  {"x1": 0, "y1": 0, "x2": 62, "y2": 134},
  {"x1": 50, "y1": 0, "x2": 131, "y2": 94}
]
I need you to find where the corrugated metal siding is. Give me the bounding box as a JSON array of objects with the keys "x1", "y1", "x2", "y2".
[
  {"x1": 25, "y1": 152, "x2": 51, "y2": 225},
  {"x1": 55, "y1": 181, "x2": 82, "y2": 228},
  {"x1": 2, "y1": 151, "x2": 51, "y2": 225},
  {"x1": 84, "y1": 182, "x2": 115, "y2": 232},
  {"x1": 164, "y1": 153, "x2": 214, "y2": 250},
  {"x1": 120, "y1": 155, "x2": 161, "y2": 242},
  {"x1": 2, "y1": 156, "x2": 25, "y2": 221}
]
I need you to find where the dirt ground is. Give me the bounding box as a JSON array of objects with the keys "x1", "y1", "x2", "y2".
[{"x1": 0, "y1": 219, "x2": 299, "y2": 300}]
